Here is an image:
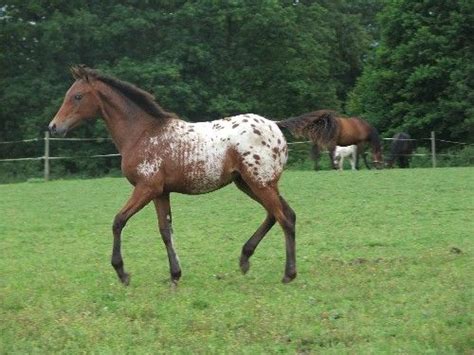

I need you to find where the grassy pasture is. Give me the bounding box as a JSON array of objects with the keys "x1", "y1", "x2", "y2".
[{"x1": 1, "y1": 168, "x2": 473, "y2": 353}]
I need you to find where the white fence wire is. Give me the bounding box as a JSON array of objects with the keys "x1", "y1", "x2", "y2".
[{"x1": 0, "y1": 131, "x2": 472, "y2": 180}]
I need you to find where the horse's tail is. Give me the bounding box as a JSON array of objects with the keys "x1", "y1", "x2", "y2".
[{"x1": 276, "y1": 110, "x2": 338, "y2": 148}]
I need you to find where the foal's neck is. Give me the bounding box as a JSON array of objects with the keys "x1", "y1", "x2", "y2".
[{"x1": 96, "y1": 83, "x2": 168, "y2": 154}]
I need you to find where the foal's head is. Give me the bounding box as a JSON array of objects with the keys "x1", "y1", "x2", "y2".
[{"x1": 49, "y1": 66, "x2": 101, "y2": 136}]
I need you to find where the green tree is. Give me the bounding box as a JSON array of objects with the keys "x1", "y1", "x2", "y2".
[
  {"x1": 0, "y1": 1, "x2": 375, "y2": 179},
  {"x1": 348, "y1": 0, "x2": 474, "y2": 142}
]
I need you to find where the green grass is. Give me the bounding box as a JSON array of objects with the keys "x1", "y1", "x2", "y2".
[{"x1": 1, "y1": 168, "x2": 473, "y2": 353}]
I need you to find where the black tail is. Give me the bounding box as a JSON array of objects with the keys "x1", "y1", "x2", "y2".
[{"x1": 276, "y1": 110, "x2": 338, "y2": 148}]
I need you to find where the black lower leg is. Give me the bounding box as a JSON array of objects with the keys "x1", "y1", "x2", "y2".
[
  {"x1": 282, "y1": 231, "x2": 297, "y2": 283},
  {"x1": 280, "y1": 198, "x2": 297, "y2": 283},
  {"x1": 111, "y1": 215, "x2": 130, "y2": 285},
  {"x1": 240, "y1": 214, "x2": 276, "y2": 274},
  {"x1": 159, "y1": 227, "x2": 182, "y2": 282}
]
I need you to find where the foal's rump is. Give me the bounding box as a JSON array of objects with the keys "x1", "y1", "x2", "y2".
[{"x1": 222, "y1": 114, "x2": 288, "y2": 186}]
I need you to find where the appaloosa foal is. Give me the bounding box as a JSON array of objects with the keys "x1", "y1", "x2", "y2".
[{"x1": 49, "y1": 66, "x2": 296, "y2": 285}]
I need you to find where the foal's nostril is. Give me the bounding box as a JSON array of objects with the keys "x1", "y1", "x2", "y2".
[{"x1": 49, "y1": 123, "x2": 57, "y2": 133}]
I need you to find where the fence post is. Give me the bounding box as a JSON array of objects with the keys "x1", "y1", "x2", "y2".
[
  {"x1": 44, "y1": 131, "x2": 50, "y2": 181},
  {"x1": 431, "y1": 131, "x2": 436, "y2": 168}
]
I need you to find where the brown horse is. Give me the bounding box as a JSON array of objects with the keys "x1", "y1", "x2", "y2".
[
  {"x1": 48, "y1": 66, "x2": 296, "y2": 285},
  {"x1": 278, "y1": 110, "x2": 383, "y2": 169}
]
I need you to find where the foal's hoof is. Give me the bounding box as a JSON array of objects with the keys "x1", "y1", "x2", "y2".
[
  {"x1": 119, "y1": 273, "x2": 131, "y2": 286},
  {"x1": 282, "y1": 272, "x2": 297, "y2": 284},
  {"x1": 170, "y1": 278, "x2": 179, "y2": 290},
  {"x1": 239, "y1": 257, "x2": 250, "y2": 274}
]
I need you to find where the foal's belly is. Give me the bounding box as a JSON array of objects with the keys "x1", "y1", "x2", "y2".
[
  {"x1": 170, "y1": 172, "x2": 233, "y2": 195},
  {"x1": 179, "y1": 156, "x2": 232, "y2": 194},
  {"x1": 165, "y1": 136, "x2": 233, "y2": 194}
]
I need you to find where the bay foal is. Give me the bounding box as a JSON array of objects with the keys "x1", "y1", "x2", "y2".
[{"x1": 48, "y1": 66, "x2": 296, "y2": 285}]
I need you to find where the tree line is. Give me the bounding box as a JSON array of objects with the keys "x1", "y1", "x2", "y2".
[{"x1": 1, "y1": 0, "x2": 472, "y2": 178}]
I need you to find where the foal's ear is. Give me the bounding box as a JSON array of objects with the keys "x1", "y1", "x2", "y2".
[
  {"x1": 70, "y1": 66, "x2": 81, "y2": 80},
  {"x1": 70, "y1": 64, "x2": 90, "y2": 82}
]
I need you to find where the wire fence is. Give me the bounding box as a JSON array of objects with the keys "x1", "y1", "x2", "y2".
[{"x1": 0, "y1": 131, "x2": 472, "y2": 180}]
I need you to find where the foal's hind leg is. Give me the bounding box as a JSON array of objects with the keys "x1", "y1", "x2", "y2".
[
  {"x1": 239, "y1": 178, "x2": 297, "y2": 283},
  {"x1": 112, "y1": 184, "x2": 154, "y2": 285},
  {"x1": 153, "y1": 194, "x2": 182, "y2": 284},
  {"x1": 350, "y1": 151, "x2": 357, "y2": 170},
  {"x1": 234, "y1": 177, "x2": 276, "y2": 274}
]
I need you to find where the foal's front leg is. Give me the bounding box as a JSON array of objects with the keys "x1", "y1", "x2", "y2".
[
  {"x1": 350, "y1": 154, "x2": 356, "y2": 170},
  {"x1": 154, "y1": 194, "x2": 182, "y2": 284},
  {"x1": 338, "y1": 157, "x2": 344, "y2": 171},
  {"x1": 328, "y1": 147, "x2": 337, "y2": 170},
  {"x1": 112, "y1": 184, "x2": 154, "y2": 285}
]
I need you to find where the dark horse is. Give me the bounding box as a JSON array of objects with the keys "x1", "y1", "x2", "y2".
[
  {"x1": 48, "y1": 66, "x2": 296, "y2": 285},
  {"x1": 278, "y1": 110, "x2": 383, "y2": 169},
  {"x1": 386, "y1": 132, "x2": 414, "y2": 168}
]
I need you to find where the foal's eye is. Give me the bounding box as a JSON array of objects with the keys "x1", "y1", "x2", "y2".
[{"x1": 74, "y1": 94, "x2": 83, "y2": 101}]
